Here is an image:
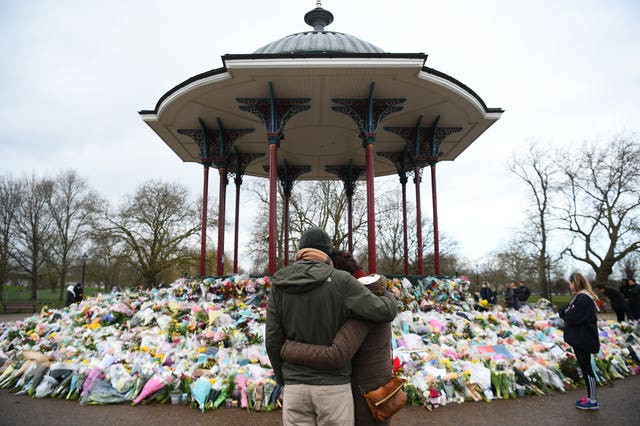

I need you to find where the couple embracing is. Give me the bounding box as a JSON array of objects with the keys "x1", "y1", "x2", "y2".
[{"x1": 265, "y1": 227, "x2": 400, "y2": 425}]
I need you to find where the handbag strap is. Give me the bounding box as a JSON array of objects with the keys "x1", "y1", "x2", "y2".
[{"x1": 373, "y1": 380, "x2": 405, "y2": 407}]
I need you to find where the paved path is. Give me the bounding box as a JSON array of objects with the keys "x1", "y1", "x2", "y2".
[{"x1": 1, "y1": 374, "x2": 638, "y2": 426}]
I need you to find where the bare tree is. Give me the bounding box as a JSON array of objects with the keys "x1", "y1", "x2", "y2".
[
  {"x1": 493, "y1": 238, "x2": 538, "y2": 290},
  {"x1": 104, "y1": 181, "x2": 201, "y2": 288},
  {"x1": 557, "y1": 133, "x2": 640, "y2": 284},
  {"x1": 0, "y1": 175, "x2": 22, "y2": 299},
  {"x1": 289, "y1": 180, "x2": 367, "y2": 252},
  {"x1": 376, "y1": 192, "x2": 416, "y2": 275},
  {"x1": 12, "y1": 175, "x2": 55, "y2": 300},
  {"x1": 421, "y1": 225, "x2": 460, "y2": 277},
  {"x1": 509, "y1": 140, "x2": 559, "y2": 300},
  {"x1": 619, "y1": 251, "x2": 638, "y2": 281},
  {"x1": 48, "y1": 170, "x2": 102, "y2": 299},
  {"x1": 246, "y1": 180, "x2": 368, "y2": 274}
]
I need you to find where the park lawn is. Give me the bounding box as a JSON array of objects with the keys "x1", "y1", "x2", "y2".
[
  {"x1": 1, "y1": 285, "x2": 99, "y2": 310},
  {"x1": 495, "y1": 293, "x2": 571, "y2": 310}
]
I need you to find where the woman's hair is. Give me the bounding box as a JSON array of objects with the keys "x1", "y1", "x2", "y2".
[
  {"x1": 330, "y1": 250, "x2": 363, "y2": 274},
  {"x1": 569, "y1": 272, "x2": 598, "y2": 299}
]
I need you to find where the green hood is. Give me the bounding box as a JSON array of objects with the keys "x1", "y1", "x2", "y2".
[{"x1": 271, "y1": 261, "x2": 333, "y2": 294}]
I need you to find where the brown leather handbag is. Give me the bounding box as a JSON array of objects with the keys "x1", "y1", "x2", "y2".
[{"x1": 360, "y1": 376, "x2": 408, "y2": 422}]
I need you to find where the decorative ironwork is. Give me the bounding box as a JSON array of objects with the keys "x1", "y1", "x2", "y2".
[
  {"x1": 178, "y1": 118, "x2": 254, "y2": 168},
  {"x1": 325, "y1": 161, "x2": 366, "y2": 196},
  {"x1": 332, "y1": 82, "x2": 405, "y2": 144},
  {"x1": 228, "y1": 147, "x2": 265, "y2": 186},
  {"x1": 280, "y1": 161, "x2": 311, "y2": 196},
  {"x1": 385, "y1": 115, "x2": 462, "y2": 167},
  {"x1": 263, "y1": 161, "x2": 312, "y2": 196},
  {"x1": 412, "y1": 167, "x2": 424, "y2": 184},
  {"x1": 237, "y1": 82, "x2": 311, "y2": 146},
  {"x1": 378, "y1": 149, "x2": 409, "y2": 185}
]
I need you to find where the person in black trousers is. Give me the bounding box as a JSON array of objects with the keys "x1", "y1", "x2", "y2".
[
  {"x1": 626, "y1": 278, "x2": 640, "y2": 320},
  {"x1": 594, "y1": 284, "x2": 627, "y2": 322},
  {"x1": 559, "y1": 272, "x2": 600, "y2": 411}
]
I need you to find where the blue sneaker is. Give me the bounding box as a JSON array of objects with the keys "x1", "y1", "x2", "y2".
[{"x1": 576, "y1": 398, "x2": 599, "y2": 410}]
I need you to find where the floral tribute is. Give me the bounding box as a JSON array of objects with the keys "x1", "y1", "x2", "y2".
[{"x1": 0, "y1": 275, "x2": 638, "y2": 412}]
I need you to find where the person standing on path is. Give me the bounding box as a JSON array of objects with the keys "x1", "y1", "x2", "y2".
[
  {"x1": 559, "y1": 272, "x2": 600, "y2": 411},
  {"x1": 594, "y1": 284, "x2": 627, "y2": 322},
  {"x1": 265, "y1": 227, "x2": 397, "y2": 425},
  {"x1": 504, "y1": 283, "x2": 520, "y2": 310},
  {"x1": 626, "y1": 278, "x2": 640, "y2": 320},
  {"x1": 281, "y1": 266, "x2": 396, "y2": 425},
  {"x1": 516, "y1": 281, "x2": 531, "y2": 306}
]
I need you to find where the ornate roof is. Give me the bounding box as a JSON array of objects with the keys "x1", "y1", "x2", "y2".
[
  {"x1": 140, "y1": 2, "x2": 503, "y2": 181},
  {"x1": 253, "y1": 3, "x2": 384, "y2": 54}
]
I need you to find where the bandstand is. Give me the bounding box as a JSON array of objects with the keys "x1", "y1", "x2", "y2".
[{"x1": 139, "y1": 2, "x2": 503, "y2": 277}]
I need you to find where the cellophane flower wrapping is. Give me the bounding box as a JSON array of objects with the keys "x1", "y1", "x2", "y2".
[{"x1": 0, "y1": 274, "x2": 638, "y2": 413}]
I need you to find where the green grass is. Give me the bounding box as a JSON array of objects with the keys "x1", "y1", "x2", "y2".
[
  {"x1": 496, "y1": 293, "x2": 571, "y2": 310},
  {"x1": 1, "y1": 285, "x2": 99, "y2": 309}
]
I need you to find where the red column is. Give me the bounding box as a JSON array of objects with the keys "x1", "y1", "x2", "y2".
[
  {"x1": 348, "y1": 195, "x2": 354, "y2": 254},
  {"x1": 365, "y1": 141, "x2": 377, "y2": 273},
  {"x1": 283, "y1": 195, "x2": 290, "y2": 266},
  {"x1": 216, "y1": 167, "x2": 227, "y2": 276},
  {"x1": 268, "y1": 142, "x2": 278, "y2": 275},
  {"x1": 200, "y1": 166, "x2": 210, "y2": 277},
  {"x1": 233, "y1": 183, "x2": 240, "y2": 274},
  {"x1": 431, "y1": 164, "x2": 441, "y2": 276},
  {"x1": 414, "y1": 167, "x2": 424, "y2": 275},
  {"x1": 402, "y1": 182, "x2": 409, "y2": 275}
]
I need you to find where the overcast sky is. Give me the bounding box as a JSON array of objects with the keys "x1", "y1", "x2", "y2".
[{"x1": 1, "y1": 1, "x2": 639, "y2": 271}]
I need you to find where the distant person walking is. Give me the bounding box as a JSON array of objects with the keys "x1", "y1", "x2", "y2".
[
  {"x1": 480, "y1": 282, "x2": 495, "y2": 305},
  {"x1": 626, "y1": 278, "x2": 640, "y2": 320},
  {"x1": 559, "y1": 272, "x2": 600, "y2": 411},
  {"x1": 65, "y1": 282, "x2": 84, "y2": 307},
  {"x1": 504, "y1": 283, "x2": 520, "y2": 310},
  {"x1": 594, "y1": 284, "x2": 627, "y2": 322},
  {"x1": 516, "y1": 281, "x2": 531, "y2": 306}
]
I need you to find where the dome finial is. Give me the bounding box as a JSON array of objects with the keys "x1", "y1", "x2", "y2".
[{"x1": 305, "y1": 1, "x2": 334, "y2": 31}]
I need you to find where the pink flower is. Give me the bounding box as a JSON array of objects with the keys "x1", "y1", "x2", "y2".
[{"x1": 134, "y1": 376, "x2": 166, "y2": 404}]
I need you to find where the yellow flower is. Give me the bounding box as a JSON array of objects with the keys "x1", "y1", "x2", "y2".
[
  {"x1": 197, "y1": 347, "x2": 206, "y2": 353},
  {"x1": 140, "y1": 345, "x2": 150, "y2": 353}
]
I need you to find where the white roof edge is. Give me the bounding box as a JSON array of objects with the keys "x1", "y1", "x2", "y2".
[
  {"x1": 155, "y1": 72, "x2": 233, "y2": 118},
  {"x1": 417, "y1": 70, "x2": 502, "y2": 119},
  {"x1": 141, "y1": 114, "x2": 158, "y2": 122},
  {"x1": 225, "y1": 57, "x2": 425, "y2": 69}
]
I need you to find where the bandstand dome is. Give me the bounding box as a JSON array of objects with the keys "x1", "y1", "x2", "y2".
[{"x1": 254, "y1": 6, "x2": 384, "y2": 54}]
